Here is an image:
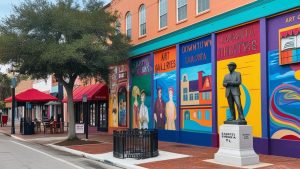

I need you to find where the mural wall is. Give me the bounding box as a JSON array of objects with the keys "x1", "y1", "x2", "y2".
[
  {"x1": 217, "y1": 21, "x2": 262, "y2": 137},
  {"x1": 130, "y1": 55, "x2": 153, "y2": 129},
  {"x1": 153, "y1": 47, "x2": 178, "y2": 130},
  {"x1": 268, "y1": 10, "x2": 300, "y2": 140},
  {"x1": 108, "y1": 64, "x2": 128, "y2": 128},
  {"x1": 179, "y1": 36, "x2": 213, "y2": 133}
]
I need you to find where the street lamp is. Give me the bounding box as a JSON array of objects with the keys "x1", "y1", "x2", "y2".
[
  {"x1": 58, "y1": 34, "x2": 66, "y2": 123},
  {"x1": 10, "y1": 76, "x2": 17, "y2": 134},
  {"x1": 82, "y1": 94, "x2": 88, "y2": 140}
]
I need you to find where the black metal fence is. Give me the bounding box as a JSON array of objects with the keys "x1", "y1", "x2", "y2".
[{"x1": 113, "y1": 129, "x2": 159, "y2": 159}]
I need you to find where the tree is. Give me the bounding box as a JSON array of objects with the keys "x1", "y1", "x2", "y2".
[
  {"x1": 0, "y1": 73, "x2": 11, "y2": 111},
  {"x1": 0, "y1": 0, "x2": 131, "y2": 140}
]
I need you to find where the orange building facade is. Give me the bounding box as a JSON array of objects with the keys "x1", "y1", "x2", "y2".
[{"x1": 107, "y1": 0, "x2": 255, "y2": 45}]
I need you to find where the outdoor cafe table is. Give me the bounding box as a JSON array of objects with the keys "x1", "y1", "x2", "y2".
[{"x1": 43, "y1": 121, "x2": 67, "y2": 134}]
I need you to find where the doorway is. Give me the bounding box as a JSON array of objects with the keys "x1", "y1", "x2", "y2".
[{"x1": 98, "y1": 102, "x2": 108, "y2": 131}]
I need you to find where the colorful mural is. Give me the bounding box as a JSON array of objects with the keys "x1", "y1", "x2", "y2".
[
  {"x1": 130, "y1": 55, "x2": 153, "y2": 129},
  {"x1": 179, "y1": 36, "x2": 213, "y2": 133},
  {"x1": 268, "y1": 10, "x2": 300, "y2": 140},
  {"x1": 279, "y1": 24, "x2": 300, "y2": 65},
  {"x1": 108, "y1": 64, "x2": 128, "y2": 128},
  {"x1": 118, "y1": 87, "x2": 127, "y2": 127},
  {"x1": 154, "y1": 47, "x2": 177, "y2": 130},
  {"x1": 217, "y1": 22, "x2": 262, "y2": 137}
]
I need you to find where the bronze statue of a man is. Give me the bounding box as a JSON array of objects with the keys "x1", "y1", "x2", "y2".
[{"x1": 223, "y1": 62, "x2": 247, "y2": 125}]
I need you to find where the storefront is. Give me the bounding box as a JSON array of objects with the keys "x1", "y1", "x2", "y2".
[
  {"x1": 4, "y1": 88, "x2": 58, "y2": 134},
  {"x1": 64, "y1": 83, "x2": 109, "y2": 132},
  {"x1": 108, "y1": 6, "x2": 300, "y2": 158}
]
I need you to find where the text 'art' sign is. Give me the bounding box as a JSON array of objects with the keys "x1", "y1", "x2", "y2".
[{"x1": 154, "y1": 46, "x2": 176, "y2": 73}]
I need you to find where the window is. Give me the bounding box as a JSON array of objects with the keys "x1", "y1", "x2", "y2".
[
  {"x1": 190, "y1": 93, "x2": 194, "y2": 100},
  {"x1": 125, "y1": 12, "x2": 132, "y2": 38},
  {"x1": 197, "y1": 0, "x2": 210, "y2": 14},
  {"x1": 195, "y1": 93, "x2": 199, "y2": 100},
  {"x1": 183, "y1": 88, "x2": 188, "y2": 101},
  {"x1": 185, "y1": 111, "x2": 190, "y2": 120},
  {"x1": 139, "y1": 5, "x2": 146, "y2": 36},
  {"x1": 177, "y1": 0, "x2": 187, "y2": 22},
  {"x1": 197, "y1": 110, "x2": 202, "y2": 120},
  {"x1": 202, "y1": 92, "x2": 210, "y2": 100},
  {"x1": 279, "y1": 25, "x2": 300, "y2": 65},
  {"x1": 205, "y1": 110, "x2": 210, "y2": 120},
  {"x1": 159, "y1": 0, "x2": 168, "y2": 29}
]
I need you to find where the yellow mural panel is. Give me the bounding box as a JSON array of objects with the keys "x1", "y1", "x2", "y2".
[{"x1": 217, "y1": 53, "x2": 262, "y2": 137}]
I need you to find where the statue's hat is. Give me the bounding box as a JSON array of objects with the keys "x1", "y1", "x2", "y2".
[{"x1": 227, "y1": 62, "x2": 237, "y2": 66}]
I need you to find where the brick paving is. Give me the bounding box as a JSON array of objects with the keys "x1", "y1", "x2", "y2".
[
  {"x1": 68, "y1": 133, "x2": 300, "y2": 169},
  {"x1": 1, "y1": 125, "x2": 299, "y2": 169}
]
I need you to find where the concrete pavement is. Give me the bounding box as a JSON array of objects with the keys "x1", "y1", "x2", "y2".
[{"x1": 0, "y1": 133, "x2": 120, "y2": 169}]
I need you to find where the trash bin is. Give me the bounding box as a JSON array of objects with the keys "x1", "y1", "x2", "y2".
[{"x1": 20, "y1": 118, "x2": 34, "y2": 135}]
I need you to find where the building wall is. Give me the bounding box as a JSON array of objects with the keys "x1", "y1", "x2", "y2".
[
  {"x1": 107, "y1": 0, "x2": 300, "y2": 158},
  {"x1": 107, "y1": 0, "x2": 255, "y2": 45},
  {"x1": 15, "y1": 79, "x2": 33, "y2": 94},
  {"x1": 267, "y1": 10, "x2": 300, "y2": 157}
]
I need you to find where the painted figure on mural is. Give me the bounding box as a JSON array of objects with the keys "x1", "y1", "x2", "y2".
[
  {"x1": 165, "y1": 87, "x2": 176, "y2": 130},
  {"x1": 132, "y1": 86, "x2": 140, "y2": 128},
  {"x1": 119, "y1": 99, "x2": 126, "y2": 126},
  {"x1": 112, "y1": 95, "x2": 118, "y2": 127},
  {"x1": 223, "y1": 62, "x2": 247, "y2": 125},
  {"x1": 154, "y1": 87, "x2": 165, "y2": 129},
  {"x1": 139, "y1": 90, "x2": 149, "y2": 129}
]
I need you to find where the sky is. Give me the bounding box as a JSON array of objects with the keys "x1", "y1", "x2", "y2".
[
  {"x1": 0, "y1": 0, "x2": 111, "y2": 19},
  {"x1": 0, "y1": 0, "x2": 111, "y2": 73}
]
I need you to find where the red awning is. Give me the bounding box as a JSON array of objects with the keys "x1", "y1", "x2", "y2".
[
  {"x1": 63, "y1": 83, "x2": 108, "y2": 103},
  {"x1": 4, "y1": 89, "x2": 58, "y2": 103}
]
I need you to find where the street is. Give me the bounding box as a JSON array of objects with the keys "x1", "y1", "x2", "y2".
[{"x1": 0, "y1": 133, "x2": 119, "y2": 169}]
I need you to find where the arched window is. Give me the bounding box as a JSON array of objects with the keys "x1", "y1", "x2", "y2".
[
  {"x1": 184, "y1": 111, "x2": 190, "y2": 120},
  {"x1": 139, "y1": 4, "x2": 146, "y2": 36},
  {"x1": 159, "y1": 0, "x2": 168, "y2": 29},
  {"x1": 197, "y1": 110, "x2": 202, "y2": 120},
  {"x1": 177, "y1": 0, "x2": 187, "y2": 22},
  {"x1": 125, "y1": 12, "x2": 132, "y2": 38},
  {"x1": 205, "y1": 110, "x2": 210, "y2": 120}
]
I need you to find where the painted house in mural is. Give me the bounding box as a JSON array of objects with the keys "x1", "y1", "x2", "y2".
[
  {"x1": 106, "y1": 0, "x2": 300, "y2": 158},
  {"x1": 181, "y1": 71, "x2": 212, "y2": 131},
  {"x1": 181, "y1": 71, "x2": 212, "y2": 105}
]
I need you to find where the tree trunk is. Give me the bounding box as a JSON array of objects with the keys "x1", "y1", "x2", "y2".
[{"x1": 65, "y1": 85, "x2": 77, "y2": 140}]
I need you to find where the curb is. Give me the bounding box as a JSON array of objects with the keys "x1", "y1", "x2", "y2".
[
  {"x1": 48, "y1": 144, "x2": 147, "y2": 169},
  {"x1": 0, "y1": 131, "x2": 11, "y2": 137},
  {"x1": 0, "y1": 131, "x2": 27, "y2": 142}
]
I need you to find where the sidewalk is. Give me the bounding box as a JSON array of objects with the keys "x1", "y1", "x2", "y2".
[
  {"x1": 51, "y1": 133, "x2": 300, "y2": 169},
  {"x1": 0, "y1": 125, "x2": 68, "y2": 144},
  {"x1": 1, "y1": 126, "x2": 299, "y2": 169}
]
